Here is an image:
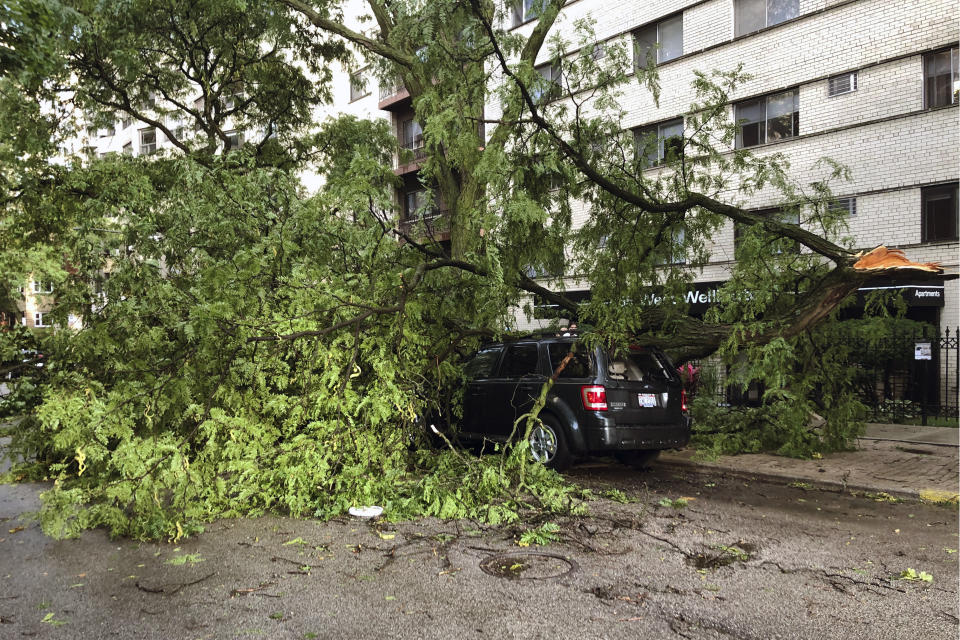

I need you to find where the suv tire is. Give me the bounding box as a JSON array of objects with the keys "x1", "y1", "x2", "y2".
[
  {"x1": 615, "y1": 450, "x2": 661, "y2": 470},
  {"x1": 529, "y1": 414, "x2": 572, "y2": 471}
]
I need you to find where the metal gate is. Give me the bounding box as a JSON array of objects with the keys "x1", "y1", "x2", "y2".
[{"x1": 853, "y1": 327, "x2": 959, "y2": 425}]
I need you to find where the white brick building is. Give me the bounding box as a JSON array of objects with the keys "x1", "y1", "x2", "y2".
[
  {"x1": 81, "y1": 0, "x2": 958, "y2": 335},
  {"x1": 512, "y1": 0, "x2": 958, "y2": 334}
]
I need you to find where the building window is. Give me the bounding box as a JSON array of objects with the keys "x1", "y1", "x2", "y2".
[
  {"x1": 532, "y1": 62, "x2": 561, "y2": 103},
  {"x1": 921, "y1": 183, "x2": 958, "y2": 243},
  {"x1": 225, "y1": 130, "x2": 244, "y2": 151},
  {"x1": 524, "y1": 261, "x2": 564, "y2": 279},
  {"x1": 99, "y1": 124, "x2": 116, "y2": 137},
  {"x1": 735, "y1": 0, "x2": 799, "y2": 37},
  {"x1": 657, "y1": 227, "x2": 687, "y2": 265},
  {"x1": 401, "y1": 118, "x2": 423, "y2": 151},
  {"x1": 222, "y1": 84, "x2": 244, "y2": 111},
  {"x1": 121, "y1": 115, "x2": 134, "y2": 130},
  {"x1": 404, "y1": 188, "x2": 428, "y2": 219},
  {"x1": 827, "y1": 71, "x2": 858, "y2": 97},
  {"x1": 923, "y1": 47, "x2": 959, "y2": 108},
  {"x1": 349, "y1": 70, "x2": 369, "y2": 102},
  {"x1": 828, "y1": 197, "x2": 856, "y2": 216},
  {"x1": 122, "y1": 142, "x2": 133, "y2": 156},
  {"x1": 735, "y1": 89, "x2": 798, "y2": 148},
  {"x1": 32, "y1": 280, "x2": 53, "y2": 294},
  {"x1": 634, "y1": 118, "x2": 684, "y2": 167},
  {"x1": 139, "y1": 127, "x2": 157, "y2": 155},
  {"x1": 734, "y1": 208, "x2": 801, "y2": 255},
  {"x1": 633, "y1": 13, "x2": 683, "y2": 67},
  {"x1": 512, "y1": 0, "x2": 547, "y2": 27},
  {"x1": 34, "y1": 312, "x2": 50, "y2": 328}
]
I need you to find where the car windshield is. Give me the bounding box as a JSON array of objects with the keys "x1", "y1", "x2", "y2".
[{"x1": 607, "y1": 349, "x2": 673, "y2": 382}]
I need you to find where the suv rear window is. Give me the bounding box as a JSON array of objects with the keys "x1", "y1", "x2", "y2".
[
  {"x1": 607, "y1": 350, "x2": 674, "y2": 382},
  {"x1": 463, "y1": 346, "x2": 502, "y2": 379},
  {"x1": 547, "y1": 343, "x2": 594, "y2": 378}
]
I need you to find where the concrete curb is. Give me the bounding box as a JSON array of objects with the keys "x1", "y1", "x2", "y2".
[
  {"x1": 858, "y1": 436, "x2": 959, "y2": 448},
  {"x1": 656, "y1": 457, "x2": 925, "y2": 502}
]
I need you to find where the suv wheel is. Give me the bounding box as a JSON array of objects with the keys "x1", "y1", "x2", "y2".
[
  {"x1": 529, "y1": 415, "x2": 572, "y2": 471},
  {"x1": 615, "y1": 450, "x2": 661, "y2": 470}
]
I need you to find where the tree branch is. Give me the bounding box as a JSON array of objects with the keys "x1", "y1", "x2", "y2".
[
  {"x1": 468, "y1": 0, "x2": 853, "y2": 264},
  {"x1": 278, "y1": 0, "x2": 415, "y2": 68}
]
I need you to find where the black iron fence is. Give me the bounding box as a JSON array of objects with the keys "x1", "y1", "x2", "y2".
[
  {"x1": 684, "y1": 327, "x2": 959, "y2": 425},
  {"x1": 850, "y1": 327, "x2": 958, "y2": 425}
]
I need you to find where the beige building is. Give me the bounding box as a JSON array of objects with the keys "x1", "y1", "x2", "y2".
[
  {"x1": 82, "y1": 0, "x2": 958, "y2": 333},
  {"x1": 330, "y1": 0, "x2": 959, "y2": 333}
]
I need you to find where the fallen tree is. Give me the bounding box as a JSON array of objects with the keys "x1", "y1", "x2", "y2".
[{"x1": 0, "y1": 0, "x2": 944, "y2": 539}]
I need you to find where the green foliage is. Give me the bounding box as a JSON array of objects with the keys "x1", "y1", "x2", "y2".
[
  {"x1": 658, "y1": 497, "x2": 689, "y2": 509},
  {"x1": 896, "y1": 568, "x2": 933, "y2": 583},
  {"x1": 0, "y1": 0, "x2": 886, "y2": 541},
  {"x1": 713, "y1": 544, "x2": 750, "y2": 562},
  {"x1": 517, "y1": 522, "x2": 561, "y2": 547},
  {"x1": 0, "y1": 127, "x2": 583, "y2": 539},
  {"x1": 41, "y1": 612, "x2": 67, "y2": 627},
  {"x1": 689, "y1": 313, "x2": 883, "y2": 458},
  {"x1": 165, "y1": 553, "x2": 204, "y2": 566},
  {"x1": 603, "y1": 488, "x2": 633, "y2": 504}
]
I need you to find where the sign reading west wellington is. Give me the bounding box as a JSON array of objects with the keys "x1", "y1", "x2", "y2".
[
  {"x1": 914, "y1": 342, "x2": 933, "y2": 361},
  {"x1": 533, "y1": 279, "x2": 944, "y2": 319},
  {"x1": 532, "y1": 282, "x2": 725, "y2": 319}
]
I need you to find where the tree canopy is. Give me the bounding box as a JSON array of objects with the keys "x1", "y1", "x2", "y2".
[{"x1": 0, "y1": 0, "x2": 942, "y2": 539}]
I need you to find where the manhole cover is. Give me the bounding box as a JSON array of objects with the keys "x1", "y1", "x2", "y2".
[{"x1": 479, "y1": 552, "x2": 579, "y2": 580}]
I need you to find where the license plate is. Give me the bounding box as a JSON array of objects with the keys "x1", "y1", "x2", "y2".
[{"x1": 638, "y1": 393, "x2": 657, "y2": 408}]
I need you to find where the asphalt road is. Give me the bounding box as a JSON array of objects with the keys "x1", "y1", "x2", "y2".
[{"x1": 0, "y1": 460, "x2": 957, "y2": 639}]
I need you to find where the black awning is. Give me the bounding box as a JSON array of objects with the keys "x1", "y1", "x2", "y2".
[
  {"x1": 533, "y1": 277, "x2": 946, "y2": 320},
  {"x1": 858, "y1": 277, "x2": 945, "y2": 308}
]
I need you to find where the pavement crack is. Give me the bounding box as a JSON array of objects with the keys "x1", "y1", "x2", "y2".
[
  {"x1": 229, "y1": 580, "x2": 276, "y2": 598},
  {"x1": 755, "y1": 561, "x2": 907, "y2": 596},
  {"x1": 635, "y1": 528, "x2": 696, "y2": 560},
  {"x1": 136, "y1": 571, "x2": 216, "y2": 596}
]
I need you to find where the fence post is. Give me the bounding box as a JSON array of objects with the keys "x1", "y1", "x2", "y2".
[
  {"x1": 921, "y1": 357, "x2": 928, "y2": 426},
  {"x1": 945, "y1": 327, "x2": 951, "y2": 420}
]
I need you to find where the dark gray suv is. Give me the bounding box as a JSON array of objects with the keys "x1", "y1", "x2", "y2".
[{"x1": 453, "y1": 336, "x2": 691, "y2": 470}]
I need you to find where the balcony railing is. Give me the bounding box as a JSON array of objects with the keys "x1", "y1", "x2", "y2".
[
  {"x1": 398, "y1": 210, "x2": 450, "y2": 238},
  {"x1": 399, "y1": 144, "x2": 428, "y2": 165},
  {"x1": 379, "y1": 79, "x2": 406, "y2": 102}
]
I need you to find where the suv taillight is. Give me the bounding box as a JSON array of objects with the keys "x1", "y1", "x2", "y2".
[
  {"x1": 681, "y1": 389, "x2": 689, "y2": 413},
  {"x1": 581, "y1": 385, "x2": 607, "y2": 411}
]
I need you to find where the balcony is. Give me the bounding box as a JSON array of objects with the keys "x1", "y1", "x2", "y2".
[
  {"x1": 378, "y1": 80, "x2": 411, "y2": 111},
  {"x1": 398, "y1": 210, "x2": 450, "y2": 241},
  {"x1": 395, "y1": 144, "x2": 427, "y2": 175}
]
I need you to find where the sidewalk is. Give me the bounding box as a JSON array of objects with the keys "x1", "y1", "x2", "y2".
[{"x1": 660, "y1": 423, "x2": 959, "y2": 502}]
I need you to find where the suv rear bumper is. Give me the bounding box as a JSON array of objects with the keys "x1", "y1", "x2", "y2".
[{"x1": 585, "y1": 415, "x2": 691, "y2": 452}]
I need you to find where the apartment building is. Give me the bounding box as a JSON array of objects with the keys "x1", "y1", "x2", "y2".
[
  {"x1": 331, "y1": 0, "x2": 958, "y2": 336},
  {"x1": 5, "y1": 279, "x2": 81, "y2": 331},
  {"x1": 81, "y1": 0, "x2": 957, "y2": 335}
]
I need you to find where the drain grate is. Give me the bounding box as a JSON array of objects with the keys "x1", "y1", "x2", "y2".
[{"x1": 479, "y1": 552, "x2": 579, "y2": 580}]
